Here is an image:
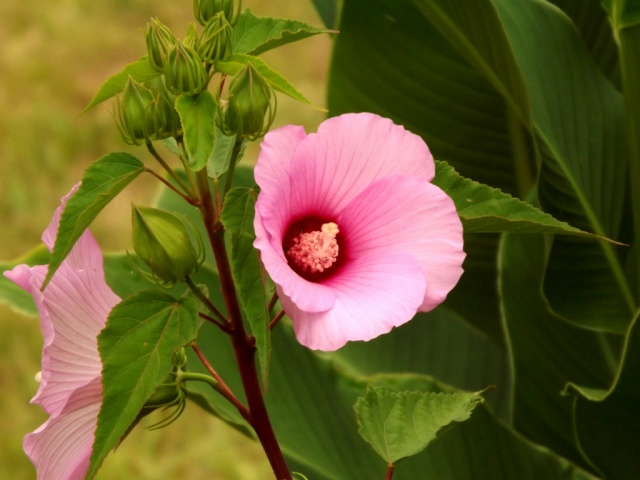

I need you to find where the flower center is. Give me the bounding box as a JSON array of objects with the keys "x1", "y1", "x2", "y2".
[{"x1": 287, "y1": 222, "x2": 340, "y2": 273}]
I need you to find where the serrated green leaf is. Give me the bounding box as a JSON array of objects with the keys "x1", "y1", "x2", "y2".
[
  {"x1": 44, "y1": 152, "x2": 145, "y2": 289},
  {"x1": 233, "y1": 9, "x2": 336, "y2": 56},
  {"x1": 434, "y1": 160, "x2": 608, "y2": 239},
  {"x1": 355, "y1": 383, "x2": 483, "y2": 464},
  {"x1": 83, "y1": 56, "x2": 160, "y2": 112},
  {"x1": 216, "y1": 53, "x2": 323, "y2": 109},
  {"x1": 175, "y1": 92, "x2": 217, "y2": 171},
  {"x1": 87, "y1": 290, "x2": 202, "y2": 479},
  {"x1": 220, "y1": 187, "x2": 270, "y2": 388}
]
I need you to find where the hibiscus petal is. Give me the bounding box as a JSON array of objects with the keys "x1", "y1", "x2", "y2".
[
  {"x1": 280, "y1": 251, "x2": 426, "y2": 351},
  {"x1": 5, "y1": 254, "x2": 118, "y2": 417},
  {"x1": 254, "y1": 125, "x2": 307, "y2": 239},
  {"x1": 339, "y1": 174, "x2": 465, "y2": 311},
  {"x1": 23, "y1": 377, "x2": 102, "y2": 480},
  {"x1": 287, "y1": 113, "x2": 434, "y2": 218}
]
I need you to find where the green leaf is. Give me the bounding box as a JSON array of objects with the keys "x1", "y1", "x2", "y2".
[
  {"x1": 355, "y1": 383, "x2": 483, "y2": 464},
  {"x1": 434, "y1": 160, "x2": 610, "y2": 238},
  {"x1": 83, "y1": 57, "x2": 160, "y2": 112},
  {"x1": 233, "y1": 9, "x2": 336, "y2": 56},
  {"x1": 602, "y1": 0, "x2": 640, "y2": 29},
  {"x1": 499, "y1": 232, "x2": 621, "y2": 468},
  {"x1": 493, "y1": 0, "x2": 634, "y2": 334},
  {"x1": 220, "y1": 187, "x2": 270, "y2": 388},
  {"x1": 216, "y1": 53, "x2": 322, "y2": 108},
  {"x1": 310, "y1": 0, "x2": 342, "y2": 29},
  {"x1": 44, "y1": 152, "x2": 145, "y2": 289},
  {"x1": 87, "y1": 290, "x2": 202, "y2": 479},
  {"x1": 206, "y1": 127, "x2": 241, "y2": 179},
  {"x1": 0, "y1": 245, "x2": 50, "y2": 316},
  {"x1": 565, "y1": 310, "x2": 640, "y2": 478},
  {"x1": 175, "y1": 91, "x2": 217, "y2": 171}
]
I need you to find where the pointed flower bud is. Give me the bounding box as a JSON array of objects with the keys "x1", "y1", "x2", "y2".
[
  {"x1": 132, "y1": 206, "x2": 203, "y2": 284},
  {"x1": 145, "y1": 18, "x2": 178, "y2": 72},
  {"x1": 182, "y1": 22, "x2": 201, "y2": 51},
  {"x1": 199, "y1": 12, "x2": 233, "y2": 64},
  {"x1": 164, "y1": 43, "x2": 208, "y2": 96},
  {"x1": 223, "y1": 63, "x2": 275, "y2": 140},
  {"x1": 115, "y1": 77, "x2": 157, "y2": 145},
  {"x1": 194, "y1": 0, "x2": 236, "y2": 26},
  {"x1": 115, "y1": 77, "x2": 180, "y2": 145}
]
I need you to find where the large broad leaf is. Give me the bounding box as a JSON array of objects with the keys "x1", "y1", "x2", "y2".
[
  {"x1": 499, "y1": 232, "x2": 621, "y2": 470},
  {"x1": 233, "y1": 9, "x2": 335, "y2": 56},
  {"x1": 548, "y1": 0, "x2": 620, "y2": 88},
  {"x1": 83, "y1": 57, "x2": 160, "y2": 112},
  {"x1": 220, "y1": 187, "x2": 271, "y2": 388},
  {"x1": 493, "y1": 0, "x2": 634, "y2": 330},
  {"x1": 87, "y1": 291, "x2": 202, "y2": 479},
  {"x1": 44, "y1": 152, "x2": 145, "y2": 289},
  {"x1": 565, "y1": 311, "x2": 640, "y2": 478}
]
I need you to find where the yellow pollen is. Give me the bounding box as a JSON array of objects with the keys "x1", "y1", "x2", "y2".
[{"x1": 287, "y1": 222, "x2": 340, "y2": 273}]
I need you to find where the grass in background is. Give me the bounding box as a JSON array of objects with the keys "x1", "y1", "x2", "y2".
[{"x1": 0, "y1": 1, "x2": 331, "y2": 478}]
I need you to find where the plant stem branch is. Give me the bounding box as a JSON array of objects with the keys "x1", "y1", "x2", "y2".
[
  {"x1": 270, "y1": 310, "x2": 285, "y2": 331},
  {"x1": 146, "y1": 141, "x2": 194, "y2": 198},
  {"x1": 185, "y1": 275, "x2": 229, "y2": 327},
  {"x1": 268, "y1": 291, "x2": 279, "y2": 313},
  {"x1": 195, "y1": 168, "x2": 292, "y2": 479},
  {"x1": 145, "y1": 168, "x2": 198, "y2": 205},
  {"x1": 190, "y1": 345, "x2": 250, "y2": 422},
  {"x1": 222, "y1": 139, "x2": 245, "y2": 197},
  {"x1": 386, "y1": 464, "x2": 395, "y2": 480}
]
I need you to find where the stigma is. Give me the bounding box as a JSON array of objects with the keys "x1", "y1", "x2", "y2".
[{"x1": 287, "y1": 222, "x2": 340, "y2": 273}]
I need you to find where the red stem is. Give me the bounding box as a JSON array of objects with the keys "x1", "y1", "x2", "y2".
[
  {"x1": 191, "y1": 344, "x2": 250, "y2": 422},
  {"x1": 386, "y1": 463, "x2": 395, "y2": 480},
  {"x1": 196, "y1": 170, "x2": 292, "y2": 480}
]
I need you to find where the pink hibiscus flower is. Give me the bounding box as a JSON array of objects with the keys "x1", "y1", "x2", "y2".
[
  {"x1": 254, "y1": 113, "x2": 465, "y2": 351},
  {"x1": 5, "y1": 185, "x2": 119, "y2": 479}
]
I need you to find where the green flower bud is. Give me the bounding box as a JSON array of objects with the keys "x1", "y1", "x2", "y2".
[
  {"x1": 164, "y1": 43, "x2": 208, "y2": 96},
  {"x1": 182, "y1": 22, "x2": 200, "y2": 51},
  {"x1": 224, "y1": 63, "x2": 275, "y2": 140},
  {"x1": 115, "y1": 76, "x2": 180, "y2": 145},
  {"x1": 132, "y1": 205, "x2": 203, "y2": 284},
  {"x1": 145, "y1": 18, "x2": 177, "y2": 72},
  {"x1": 198, "y1": 12, "x2": 232, "y2": 64},
  {"x1": 194, "y1": 0, "x2": 237, "y2": 26},
  {"x1": 115, "y1": 77, "x2": 157, "y2": 145}
]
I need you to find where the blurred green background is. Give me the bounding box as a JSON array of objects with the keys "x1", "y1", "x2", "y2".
[{"x1": 0, "y1": 1, "x2": 330, "y2": 478}]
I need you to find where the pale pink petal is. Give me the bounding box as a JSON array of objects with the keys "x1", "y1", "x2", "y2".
[
  {"x1": 280, "y1": 251, "x2": 426, "y2": 350},
  {"x1": 24, "y1": 377, "x2": 102, "y2": 480},
  {"x1": 287, "y1": 113, "x2": 434, "y2": 218},
  {"x1": 5, "y1": 252, "x2": 118, "y2": 417},
  {"x1": 339, "y1": 175, "x2": 465, "y2": 311},
  {"x1": 254, "y1": 125, "x2": 307, "y2": 244}
]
